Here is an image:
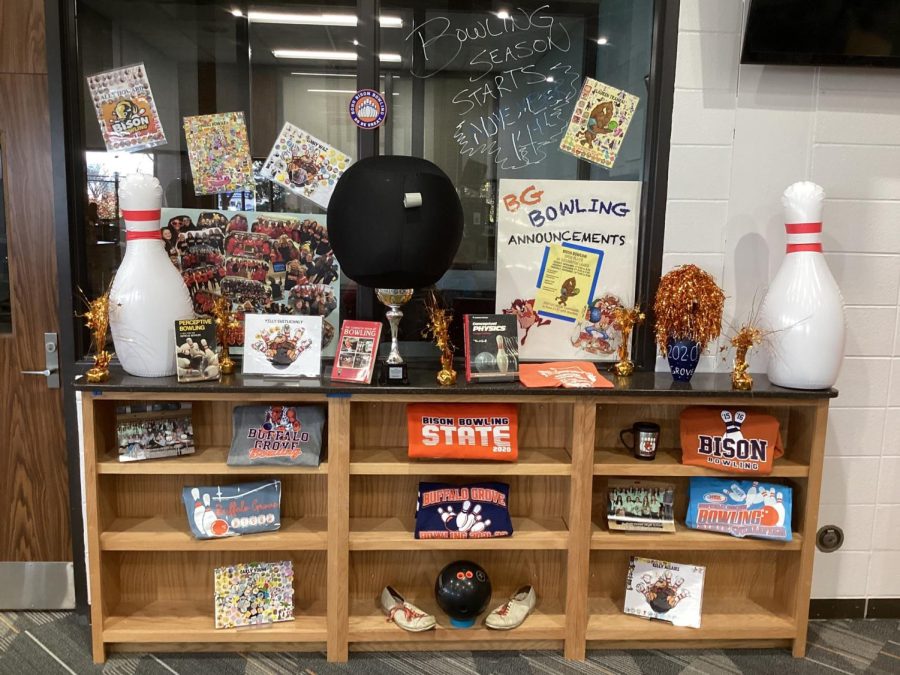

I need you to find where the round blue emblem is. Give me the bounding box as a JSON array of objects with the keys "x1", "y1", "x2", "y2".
[{"x1": 349, "y1": 89, "x2": 387, "y2": 129}]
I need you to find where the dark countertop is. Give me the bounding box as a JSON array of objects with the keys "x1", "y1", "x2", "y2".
[{"x1": 74, "y1": 364, "x2": 838, "y2": 400}]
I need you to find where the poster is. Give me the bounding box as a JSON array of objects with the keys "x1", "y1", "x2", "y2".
[
  {"x1": 260, "y1": 122, "x2": 352, "y2": 209},
  {"x1": 242, "y1": 314, "x2": 322, "y2": 378},
  {"x1": 86, "y1": 63, "x2": 166, "y2": 152},
  {"x1": 495, "y1": 178, "x2": 640, "y2": 361},
  {"x1": 214, "y1": 561, "x2": 294, "y2": 629},
  {"x1": 182, "y1": 112, "x2": 255, "y2": 195},
  {"x1": 559, "y1": 78, "x2": 639, "y2": 169},
  {"x1": 161, "y1": 208, "x2": 340, "y2": 356}
]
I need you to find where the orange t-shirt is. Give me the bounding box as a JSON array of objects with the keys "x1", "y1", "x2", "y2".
[
  {"x1": 407, "y1": 403, "x2": 518, "y2": 461},
  {"x1": 680, "y1": 407, "x2": 784, "y2": 475},
  {"x1": 519, "y1": 362, "x2": 614, "y2": 389}
]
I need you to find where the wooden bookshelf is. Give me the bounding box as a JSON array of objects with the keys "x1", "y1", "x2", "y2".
[{"x1": 78, "y1": 370, "x2": 833, "y2": 663}]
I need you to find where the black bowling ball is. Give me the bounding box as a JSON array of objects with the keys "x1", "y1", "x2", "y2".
[
  {"x1": 326, "y1": 155, "x2": 463, "y2": 289},
  {"x1": 434, "y1": 560, "x2": 492, "y2": 628}
]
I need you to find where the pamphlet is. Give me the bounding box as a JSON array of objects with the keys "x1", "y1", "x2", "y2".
[
  {"x1": 86, "y1": 63, "x2": 166, "y2": 152},
  {"x1": 242, "y1": 314, "x2": 322, "y2": 378},
  {"x1": 331, "y1": 320, "x2": 382, "y2": 384},
  {"x1": 559, "y1": 77, "x2": 639, "y2": 169},
  {"x1": 624, "y1": 556, "x2": 705, "y2": 628}
]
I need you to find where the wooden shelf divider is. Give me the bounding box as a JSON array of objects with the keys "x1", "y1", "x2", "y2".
[
  {"x1": 97, "y1": 445, "x2": 328, "y2": 475},
  {"x1": 350, "y1": 446, "x2": 571, "y2": 475},
  {"x1": 594, "y1": 447, "x2": 810, "y2": 477},
  {"x1": 590, "y1": 521, "x2": 803, "y2": 551}
]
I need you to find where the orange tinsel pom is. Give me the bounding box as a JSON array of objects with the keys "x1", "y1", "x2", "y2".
[{"x1": 653, "y1": 264, "x2": 725, "y2": 354}]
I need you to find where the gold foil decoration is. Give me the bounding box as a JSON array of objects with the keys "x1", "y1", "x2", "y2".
[
  {"x1": 611, "y1": 305, "x2": 645, "y2": 377},
  {"x1": 729, "y1": 324, "x2": 764, "y2": 391},
  {"x1": 80, "y1": 289, "x2": 112, "y2": 383},
  {"x1": 653, "y1": 264, "x2": 725, "y2": 354},
  {"x1": 211, "y1": 296, "x2": 239, "y2": 375},
  {"x1": 422, "y1": 290, "x2": 456, "y2": 386}
]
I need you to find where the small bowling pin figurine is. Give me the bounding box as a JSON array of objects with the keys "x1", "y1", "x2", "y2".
[
  {"x1": 760, "y1": 181, "x2": 846, "y2": 389},
  {"x1": 495, "y1": 335, "x2": 509, "y2": 374},
  {"x1": 109, "y1": 174, "x2": 194, "y2": 377}
]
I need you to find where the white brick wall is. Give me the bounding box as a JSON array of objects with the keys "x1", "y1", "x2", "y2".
[{"x1": 665, "y1": 0, "x2": 900, "y2": 599}]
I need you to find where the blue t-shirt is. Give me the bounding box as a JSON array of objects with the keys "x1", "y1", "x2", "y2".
[{"x1": 415, "y1": 481, "x2": 513, "y2": 539}]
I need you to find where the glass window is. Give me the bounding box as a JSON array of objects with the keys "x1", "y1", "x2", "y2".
[{"x1": 70, "y1": 0, "x2": 658, "y2": 356}]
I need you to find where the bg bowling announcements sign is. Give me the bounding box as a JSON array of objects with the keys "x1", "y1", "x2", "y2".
[{"x1": 495, "y1": 178, "x2": 640, "y2": 361}]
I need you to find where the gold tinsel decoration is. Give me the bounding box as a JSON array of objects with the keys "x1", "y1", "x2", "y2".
[
  {"x1": 611, "y1": 305, "x2": 645, "y2": 377},
  {"x1": 653, "y1": 264, "x2": 725, "y2": 354},
  {"x1": 211, "y1": 296, "x2": 240, "y2": 375},
  {"x1": 422, "y1": 290, "x2": 456, "y2": 386},
  {"x1": 728, "y1": 324, "x2": 764, "y2": 391},
  {"x1": 80, "y1": 289, "x2": 112, "y2": 383}
]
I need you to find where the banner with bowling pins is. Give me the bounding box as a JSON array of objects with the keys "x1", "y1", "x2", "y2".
[
  {"x1": 161, "y1": 208, "x2": 340, "y2": 357},
  {"x1": 495, "y1": 178, "x2": 640, "y2": 361},
  {"x1": 686, "y1": 477, "x2": 792, "y2": 542}
]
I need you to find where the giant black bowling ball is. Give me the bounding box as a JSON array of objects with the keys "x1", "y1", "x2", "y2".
[
  {"x1": 326, "y1": 155, "x2": 463, "y2": 289},
  {"x1": 434, "y1": 560, "x2": 491, "y2": 627}
]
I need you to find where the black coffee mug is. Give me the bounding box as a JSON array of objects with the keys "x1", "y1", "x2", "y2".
[{"x1": 619, "y1": 422, "x2": 660, "y2": 461}]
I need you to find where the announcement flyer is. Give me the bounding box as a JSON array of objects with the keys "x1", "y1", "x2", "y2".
[
  {"x1": 495, "y1": 178, "x2": 640, "y2": 361},
  {"x1": 86, "y1": 63, "x2": 166, "y2": 152}
]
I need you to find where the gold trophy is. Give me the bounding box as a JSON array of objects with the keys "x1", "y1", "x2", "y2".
[{"x1": 376, "y1": 288, "x2": 414, "y2": 385}]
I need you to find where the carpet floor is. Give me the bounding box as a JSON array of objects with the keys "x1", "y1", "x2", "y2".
[{"x1": 0, "y1": 613, "x2": 896, "y2": 674}]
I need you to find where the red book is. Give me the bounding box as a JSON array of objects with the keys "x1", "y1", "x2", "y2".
[{"x1": 331, "y1": 320, "x2": 382, "y2": 384}]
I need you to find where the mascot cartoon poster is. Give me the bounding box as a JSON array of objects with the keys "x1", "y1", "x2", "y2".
[{"x1": 495, "y1": 178, "x2": 640, "y2": 362}]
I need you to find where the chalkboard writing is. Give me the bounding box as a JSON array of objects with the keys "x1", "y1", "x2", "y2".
[{"x1": 406, "y1": 5, "x2": 581, "y2": 170}]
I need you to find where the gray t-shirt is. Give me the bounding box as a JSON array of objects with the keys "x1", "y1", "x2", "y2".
[{"x1": 227, "y1": 404, "x2": 325, "y2": 467}]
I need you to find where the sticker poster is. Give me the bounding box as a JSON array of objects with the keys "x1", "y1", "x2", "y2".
[
  {"x1": 559, "y1": 77, "x2": 639, "y2": 169},
  {"x1": 214, "y1": 560, "x2": 294, "y2": 629},
  {"x1": 160, "y1": 208, "x2": 340, "y2": 356},
  {"x1": 261, "y1": 122, "x2": 352, "y2": 209},
  {"x1": 86, "y1": 63, "x2": 166, "y2": 152},
  {"x1": 183, "y1": 112, "x2": 255, "y2": 195},
  {"x1": 496, "y1": 179, "x2": 640, "y2": 361},
  {"x1": 242, "y1": 314, "x2": 322, "y2": 378}
]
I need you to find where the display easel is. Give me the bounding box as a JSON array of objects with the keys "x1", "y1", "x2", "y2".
[{"x1": 78, "y1": 368, "x2": 832, "y2": 662}]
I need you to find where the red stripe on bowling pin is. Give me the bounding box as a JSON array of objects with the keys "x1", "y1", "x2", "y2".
[
  {"x1": 785, "y1": 222, "x2": 822, "y2": 234},
  {"x1": 126, "y1": 230, "x2": 162, "y2": 241},
  {"x1": 785, "y1": 221, "x2": 823, "y2": 254},
  {"x1": 122, "y1": 208, "x2": 162, "y2": 221}
]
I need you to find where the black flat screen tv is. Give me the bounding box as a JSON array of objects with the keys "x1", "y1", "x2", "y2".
[{"x1": 741, "y1": 0, "x2": 900, "y2": 68}]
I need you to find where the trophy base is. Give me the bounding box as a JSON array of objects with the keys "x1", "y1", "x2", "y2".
[{"x1": 380, "y1": 361, "x2": 409, "y2": 386}]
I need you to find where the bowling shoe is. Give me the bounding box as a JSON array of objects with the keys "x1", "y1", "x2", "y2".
[
  {"x1": 380, "y1": 586, "x2": 436, "y2": 632},
  {"x1": 485, "y1": 585, "x2": 536, "y2": 630}
]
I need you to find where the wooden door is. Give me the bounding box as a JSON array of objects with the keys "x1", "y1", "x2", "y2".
[{"x1": 0, "y1": 1, "x2": 71, "y2": 570}]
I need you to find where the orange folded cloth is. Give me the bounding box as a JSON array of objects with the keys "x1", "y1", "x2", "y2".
[{"x1": 519, "y1": 362, "x2": 614, "y2": 389}]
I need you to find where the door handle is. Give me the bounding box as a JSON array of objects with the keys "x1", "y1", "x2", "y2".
[
  {"x1": 21, "y1": 333, "x2": 60, "y2": 389},
  {"x1": 21, "y1": 367, "x2": 58, "y2": 377}
]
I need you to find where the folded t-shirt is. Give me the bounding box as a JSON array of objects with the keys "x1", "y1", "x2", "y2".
[
  {"x1": 415, "y1": 481, "x2": 513, "y2": 539},
  {"x1": 227, "y1": 404, "x2": 325, "y2": 466}
]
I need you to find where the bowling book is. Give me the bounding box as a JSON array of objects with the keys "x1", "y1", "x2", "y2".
[
  {"x1": 415, "y1": 481, "x2": 513, "y2": 539},
  {"x1": 242, "y1": 314, "x2": 322, "y2": 378},
  {"x1": 115, "y1": 404, "x2": 194, "y2": 462},
  {"x1": 227, "y1": 404, "x2": 325, "y2": 467},
  {"x1": 331, "y1": 320, "x2": 382, "y2": 384},
  {"x1": 214, "y1": 560, "x2": 294, "y2": 629},
  {"x1": 686, "y1": 477, "x2": 792, "y2": 542},
  {"x1": 182, "y1": 480, "x2": 281, "y2": 539},
  {"x1": 463, "y1": 314, "x2": 519, "y2": 383},
  {"x1": 624, "y1": 556, "x2": 705, "y2": 628},
  {"x1": 175, "y1": 317, "x2": 219, "y2": 382},
  {"x1": 607, "y1": 479, "x2": 675, "y2": 533}
]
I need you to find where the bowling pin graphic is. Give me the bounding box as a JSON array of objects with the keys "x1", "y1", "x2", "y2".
[
  {"x1": 495, "y1": 335, "x2": 509, "y2": 374},
  {"x1": 745, "y1": 481, "x2": 759, "y2": 507},
  {"x1": 464, "y1": 504, "x2": 482, "y2": 532},
  {"x1": 760, "y1": 181, "x2": 846, "y2": 389},
  {"x1": 774, "y1": 492, "x2": 787, "y2": 527},
  {"x1": 201, "y1": 493, "x2": 217, "y2": 535},
  {"x1": 109, "y1": 174, "x2": 194, "y2": 377},
  {"x1": 721, "y1": 410, "x2": 746, "y2": 442},
  {"x1": 471, "y1": 518, "x2": 491, "y2": 533},
  {"x1": 456, "y1": 500, "x2": 471, "y2": 530},
  {"x1": 438, "y1": 506, "x2": 455, "y2": 525},
  {"x1": 190, "y1": 488, "x2": 205, "y2": 533}
]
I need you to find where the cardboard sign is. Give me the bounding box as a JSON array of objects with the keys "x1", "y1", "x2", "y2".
[
  {"x1": 680, "y1": 407, "x2": 784, "y2": 475},
  {"x1": 407, "y1": 403, "x2": 518, "y2": 461}
]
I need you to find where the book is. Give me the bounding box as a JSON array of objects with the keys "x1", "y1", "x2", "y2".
[
  {"x1": 607, "y1": 479, "x2": 675, "y2": 533},
  {"x1": 213, "y1": 560, "x2": 294, "y2": 629},
  {"x1": 242, "y1": 314, "x2": 322, "y2": 378},
  {"x1": 463, "y1": 314, "x2": 519, "y2": 383},
  {"x1": 331, "y1": 320, "x2": 382, "y2": 384},
  {"x1": 175, "y1": 317, "x2": 220, "y2": 382},
  {"x1": 624, "y1": 556, "x2": 705, "y2": 628},
  {"x1": 116, "y1": 404, "x2": 194, "y2": 462}
]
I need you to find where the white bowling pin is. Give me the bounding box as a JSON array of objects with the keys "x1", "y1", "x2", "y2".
[
  {"x1": 495, "y1": 335, "x2": 509, "y2": 374},
  {"x1": 728, "y1": 483, "x2": 746, "y2": 502},
  {"x1": 190, "y1": 488, "x2": 205, "y2": 533},
  {"x1": 456, "y1": 501, "x2": 471, "y2": 530},
  {"x1": 438, "y1": 507, "x2": 454, "y2": 525},
  {"x1": 745, "y1": 481, "x2": 759, "y2": 506},
  {"x1": 201, "y1": 493, "x2": 217, "y2": 535},
  {"x1": 109, "y1": 174, "x2": 194, "y2": 377},
  {"x1": 760, "y1": 181, "x2": 846, "y2": 389},
  {"x1": 471, "y1": 519, "x2": 491, "y2": 533},
  {"x1": 774, "y1": 492, "x2": 787, "y2": 527}
]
